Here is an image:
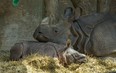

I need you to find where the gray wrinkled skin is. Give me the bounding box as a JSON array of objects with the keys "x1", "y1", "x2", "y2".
[
  {"x1": 33, "y1": 7, "x2": 116, "y2": 57},
  {"x1": 10, "y1": 41, "x2": 64, "y2": 61},
  {"x1": 59, "y1": 46, "x2": 86, "y2": 67}
]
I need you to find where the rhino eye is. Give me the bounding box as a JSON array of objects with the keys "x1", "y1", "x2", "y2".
[
  {"x1": 55, "y1": 30, "x2": 58, "y2": 33},
  {"x1": 39, "y1": 31, "x2": 42, "y2": 34},
  {"x1": 53, "y1": 27, "x2": 59, "y2": 33}
]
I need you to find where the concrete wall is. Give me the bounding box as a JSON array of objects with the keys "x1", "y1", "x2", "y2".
[{"x1": 0, "y1": 0, "x2": 44, "y2": 50}]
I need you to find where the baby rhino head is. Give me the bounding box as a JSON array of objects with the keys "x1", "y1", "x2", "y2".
[
  {"x1": 58, "y1": 39, "x2": 87, "y2": 67},
  {"x1": 10, "y1": 43, "x2": 23, "y2": 61}
]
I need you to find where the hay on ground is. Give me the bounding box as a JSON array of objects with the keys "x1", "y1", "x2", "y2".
[{"x1": 0, "y1": 50, "x2": 116, "y2": 73}]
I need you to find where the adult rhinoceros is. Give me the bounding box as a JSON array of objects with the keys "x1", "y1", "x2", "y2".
[{"x1": 33, "y1": 7, "x2": 116, "y2": 57}]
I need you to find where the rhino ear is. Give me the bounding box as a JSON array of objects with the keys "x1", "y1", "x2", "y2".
[
  {"x1": 74, "y1": 7, "x2": 81, "y2": 20},
  {"x1": 64, "y1": 7, "x2": 74, "y2": 20}
]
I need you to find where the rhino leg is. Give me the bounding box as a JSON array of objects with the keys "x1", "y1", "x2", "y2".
[
  {"x1": 58, "y1": 47, "x2": 86, "y2": 67},
  {"x1": 72, "y1": 21, "x2": 84, "y2": 53},
  {"x1": 58, "y1": 39, "x2": 86, "y2": 66},
  {"x1": 84, "y1": 38, "x2": 93, "y2": 55},
  {"x1": 10, "y1": 43, "x2": 23, "y2": 61}
]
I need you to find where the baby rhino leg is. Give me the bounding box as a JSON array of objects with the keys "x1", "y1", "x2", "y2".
[
  {"x1": 58, "y1": 39, "x2": 87, "y2": 67},
  {"x1": 10, "y1": 43, "x2": 23, "y2": 61},
  {"x1": 65, "y1": 48, "x2": 86, "y2": 64}
]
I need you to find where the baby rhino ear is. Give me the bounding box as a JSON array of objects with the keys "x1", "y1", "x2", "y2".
[{"x1": 64, "y1": 7, "x2": 74, "y2": 20}]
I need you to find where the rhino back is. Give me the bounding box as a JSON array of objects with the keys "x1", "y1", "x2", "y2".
[
  {"x1": 22, "y1": 41, "x2": 64, "y2": 57},
  {"x1": 78, "y1": 13, "x2": 109, "y2": 36}
]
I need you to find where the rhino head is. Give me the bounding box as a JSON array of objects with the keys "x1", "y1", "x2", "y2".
[{"x1": 33, "y1": 7, "x2": 77, "y2": 45}]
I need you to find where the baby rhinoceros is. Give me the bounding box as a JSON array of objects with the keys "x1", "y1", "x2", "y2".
[
  {"x1": 10, "y1": 41, "x2": 86, "y2": 66},
  {"x1": 10, "y1": 41, "x2": 64, "y2": 61}
]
